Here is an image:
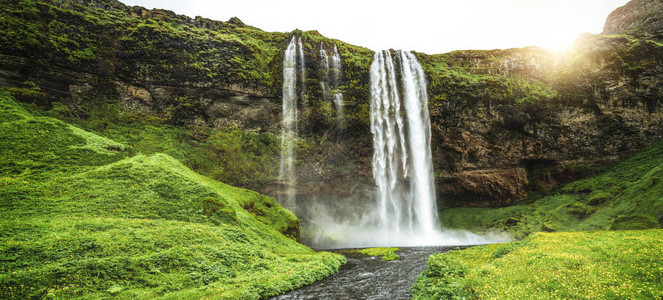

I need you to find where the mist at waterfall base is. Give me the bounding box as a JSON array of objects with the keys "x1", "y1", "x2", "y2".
[
  {"x1": 291, "y1": 49, "x2": 510, "y2": 248},
  {"x1": 300, "y1": 194, "x2": 511, "y2": 249}
]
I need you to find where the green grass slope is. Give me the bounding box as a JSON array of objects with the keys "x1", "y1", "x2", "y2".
[
  {"x1": 440, "y1": 137, "x2": 663, "y2": 238},
  {"x1": 0, "y1": 90, "x2": 345, "y2": 299},
  {"x1": 411, "y1": 230, "x2": 663, "y2": 299},
  {"x1": 44, "y1": 101, "x2": 283, "y2": 192}
]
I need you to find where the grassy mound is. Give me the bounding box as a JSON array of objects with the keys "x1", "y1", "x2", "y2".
[
  {"x1": 412, "y1": 230, "x2": 663, "y2": 299},
  {"x1": 0, "y1": 91, "x2": 345, "y2": 299},
  {"x1": 345, "y1": 247, "x2": 400, "y2": 261},
  {"x1": 440, "y1": 137, "x2": 663, "y2": 238}
]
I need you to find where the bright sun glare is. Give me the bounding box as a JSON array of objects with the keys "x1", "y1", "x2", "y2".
[
  {"x1": 539, "y1": 27, "x2": 579, "y2": 52},
  {"x1": 486, "y1": 0, "x2": 627, "y2": 52}
]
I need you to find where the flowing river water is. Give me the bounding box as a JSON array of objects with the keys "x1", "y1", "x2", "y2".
[{"x1": 272, "y1": 246, "x2": 465, "y2": 300}]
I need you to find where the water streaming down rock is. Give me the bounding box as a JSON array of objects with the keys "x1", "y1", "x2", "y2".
[
  {"x1": 319, "y1": 43, "x2": 344, "y2": 119},
  {"x1": 279, "y1": 37, "x2": 300, "y2": 210},
  {"x1": 331, "y1": 45, "x2": 344, "y2": 117},
  {"x1": 297, "y1": 37, "x2": 306, "y2": 105},
  {"x1": 318, "y1": 44, "x2": 331, "y2": 103},
  {"x1": 370, "y1": 50, "x2": 438, "y2": 239}
]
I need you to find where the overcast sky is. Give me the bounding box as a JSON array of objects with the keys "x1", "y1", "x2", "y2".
[{"x1": 120, "y1": 0, "x2": 631, "y2": 54}]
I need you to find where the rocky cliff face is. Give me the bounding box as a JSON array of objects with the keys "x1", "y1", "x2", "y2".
[
  {"x1": 1, "y1": 0, "x2": 661, "y2": 210},
  {"x1": 0, "y1": 0, "x2": 279, "y2": 130},
  {"x1": 603, "y1": 0, "x2": 663, "y2": 38}
]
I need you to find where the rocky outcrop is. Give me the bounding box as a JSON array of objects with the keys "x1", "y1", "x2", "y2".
[
  {"x1": 431, "y1": 93, "x2": 663, "y2": 206},
  {"x1": 115, "y1": 83, "x2": 280, "y2": 131},
  {"x1": 603, "y1": 0, "x2": 663, "y2": 38},
  {"x1": 438, "y1": 168, "x2": 529, "y2": 206}
]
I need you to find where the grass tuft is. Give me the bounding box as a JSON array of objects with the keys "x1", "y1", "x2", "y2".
[{"x1": 346, "y1": 247, "x2": 401, "y2": 261}]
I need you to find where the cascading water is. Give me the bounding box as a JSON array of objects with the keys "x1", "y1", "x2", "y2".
[
  {"x1": 331, "y1": 45, "x2": 344, "y2": 117},
  {"x1": 278, "y1": 37, "x2": 301, "y2": 211},
  {"x1": 305, "y1": 50, "x2": 509, "y2": 248},
  {"x1": 297, "y1": 37, "x2": 306, "y2": 105},
  {"x1": 370, "y1": 50, "x2": 437, "y2": 238},
  {"x1": 319, "y1": 43, "x2": 344, "y2": 119},
  {"x1": 319, "y1": 44, "x2": 330, "y2": 102}
]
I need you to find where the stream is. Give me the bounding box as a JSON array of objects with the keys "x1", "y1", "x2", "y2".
[{"x1": 272, "y1": 246, "x2": 463, "y2": 300}]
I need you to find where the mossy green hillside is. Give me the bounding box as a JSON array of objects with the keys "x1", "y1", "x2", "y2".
[
  {"x1": 0, "y1": 91, "x2": 345, "y2": 299},
  {"x1": 440, "y1": 137, "x2": 663, "y2": 238},
  {"x1": 411, "y1": 230, "x2": 663, "y2": 299},
  {"x1": 0, "y1": 91, "x2": 131, "y2": 177},
  {"x1": 346, "y1": 247, "x2": 400, "y2": 261},
  {"x1": 61, "y1": 107, "x2": 282, "y2": 190}
]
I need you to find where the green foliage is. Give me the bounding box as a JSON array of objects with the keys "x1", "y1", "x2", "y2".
[
  {"x1": 411, "y1": 252, "x2": 471, "y2": 299},
  {"x1": 416, "y1": 50, "x2": 557, "y2": 112},
  {"x1": 347, "y1": 247, "x2": 401, "y2": 261},
  {"x1": 440, "y1": 138, "x2": 663, "y2": 239},
  {"x1": 412, "y1": 230, "x2": 663, "y2": 299},
  {"x1": 53, "y1": 95, "x2": 280, "y2": 190},
  {"x1": 0, "y1": 0, "x2": 45, "y2": 55},
  {"x1": 5, "y1": 86, "x2": 47, "y2": 103},
  {"x1": 202, "y1": 128, "x2": 279, "y2": 188},
  {"x1": 610, "y1": 215, "x2": 661, "y2": 230},
  {"x1": 0, "y1": 92, "x2": 345, "y2": 298}
]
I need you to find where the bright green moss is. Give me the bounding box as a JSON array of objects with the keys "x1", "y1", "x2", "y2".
[
  {"x1": 412, "y1": 230, "x2": 663, "y2": 299},
  {"x1": 347, "y1": 247, "x2": 401, "y2": 261}
]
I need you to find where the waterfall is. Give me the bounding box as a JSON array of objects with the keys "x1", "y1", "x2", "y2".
[
  {"x1": 319, "y1": 43, "x2": 344, "y2": 119},
  {"x1": 297, "y1": 37, "x2": 306, "y2": 105},
  {"x1": 304, "y1": 49, "x2": 511, "y2": 248},
  {"x1": 331, "y1": 45, "x2": 344, "y2": 117},
  {"x1": 369, "y1": 50, "x2": 438, "y2": 238},
  {"x1": 319, "y1": 44, "x2": 330, "y2": 103},
  {"x1": 279, "y1": 37, "x2": 301, "y2": 210}
]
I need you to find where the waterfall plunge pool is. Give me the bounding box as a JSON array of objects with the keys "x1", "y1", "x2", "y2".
[{"x1": 271, "y1": 245, "x2": 471, "y2": 300}]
